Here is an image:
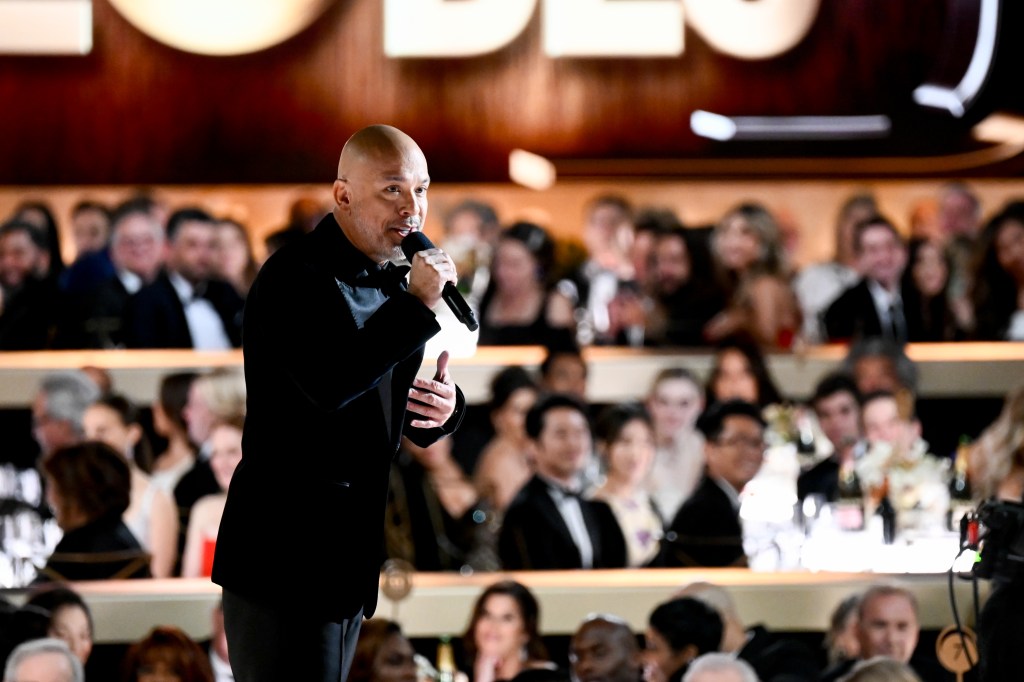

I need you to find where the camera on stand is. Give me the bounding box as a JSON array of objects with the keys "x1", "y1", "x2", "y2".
[{"x1": 964, "y1": 499, "x2": 1024, "y2": 583}]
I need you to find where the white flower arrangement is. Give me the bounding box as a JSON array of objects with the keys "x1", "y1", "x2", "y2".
[{"x1": 855, "y1": 439, "x2": 951, "y2": 529}]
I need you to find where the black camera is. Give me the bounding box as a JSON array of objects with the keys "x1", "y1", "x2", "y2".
[{"x1": 969, "y1": 498, "x2": 1024, "y2": 582}]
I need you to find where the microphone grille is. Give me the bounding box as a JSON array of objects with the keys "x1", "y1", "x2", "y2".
[{"x1": 400, "y1": 231, "x2": 434, "y2": 261}]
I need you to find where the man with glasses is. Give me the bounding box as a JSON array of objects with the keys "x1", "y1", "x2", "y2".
[{"x1": 659, "y1": 400, "x2": 766, "y2": 567}]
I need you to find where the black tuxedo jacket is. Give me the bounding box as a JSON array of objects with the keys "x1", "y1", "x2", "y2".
[
  {"x1": 661, "y1": 474, "x2": 745, "y2": 567},
  {"x1": 212, "y1": 216, "x2": 464, "y2": 622},
  {"x1": 498, "y1": 475, "x2": 627, "y2": 570},
  {"x1": 823, "y1": 279, "x2": 909, "y2": 344},
  {"x1": 123, "y1": 272, "x2": 244, "y2": 348},
  {"x1": 0, "y1": 276, "x2": 58, "y2": 350}
]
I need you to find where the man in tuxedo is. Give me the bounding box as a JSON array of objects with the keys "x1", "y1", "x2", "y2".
[
  {"x1": 57, "y1": 198, "x2": 166, "y2": 348},
  {"x1": 124, "y1": 208, "x2": 244, "y2": 349},
  {"x1": 499, "y1": 393, "x2": 627, "y2": 570},
  {"x1": 0, "y1": 220, "x2": 58, "y2": 350},
  {"x1": 824, "y1": 215, "x2": 909, "y2": 344},
  {"x1": 797, "y1": 373, "x2": 863, "y2": 502},
  {"x1": 212, "y1": 125, "x2": 464, "y2": 682},
  {"x1": 661, "y1": 400, "x2": 766, "y2": 568}
]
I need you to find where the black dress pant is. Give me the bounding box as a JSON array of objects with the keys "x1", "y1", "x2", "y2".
[{"x1": 223, "y1": 589, "x2": 363, "y2": 682}]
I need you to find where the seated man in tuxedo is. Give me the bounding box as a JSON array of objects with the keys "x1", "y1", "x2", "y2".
[
  {"x1": 124, "y1": 208, "x2": 244, "y2": 349},
  {"x1": 824, "y1": 215, "x2": 909, "y2": 345},
  {"x1": 498, "y1": 393, "x2": 627, "y2": 570},
  {"x1": 661, "y1": 400, "x2": 765, "y2": 567}
]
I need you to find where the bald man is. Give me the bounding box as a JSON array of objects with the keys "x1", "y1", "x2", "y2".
[
  {"x1": 570, "y1": 615, "x2": 643, "y2": 682},
  {"x1": 213, "y1": 125, "x2": 465, "y2": 682}
]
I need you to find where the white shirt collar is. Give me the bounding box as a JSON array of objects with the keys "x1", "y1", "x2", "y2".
[{"x1": 168, "y1": 271, "x2": 196, "y2": 303}]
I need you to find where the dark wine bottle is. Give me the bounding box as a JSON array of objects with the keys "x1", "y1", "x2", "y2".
[{"x1": 947, "y1": 435, "x2": 974, "y2": 532}]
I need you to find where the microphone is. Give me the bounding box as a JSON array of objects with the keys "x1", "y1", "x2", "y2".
[{"x1": 401, "y1": 231, "x2": 480, "y2": 332}]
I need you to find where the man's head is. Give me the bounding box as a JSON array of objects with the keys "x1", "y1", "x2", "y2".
[
  {"x1": 0, "y1": 220, "x2": 50, "y2": 291},
  {"x1": 651, "y1": 227, "x2": 692, "y2": 297},
  {"x1": 109, "y1": 199, "x2": 166, "y2": 282},
  {"x1": 540, "y1": 347, "x2": 588, "y2": 399},
  {"x1": 569, "y1": 615, "x2": 642, "y2": 682},
  {"x1": 856, "y1": 585, "x2": 919, "y2": 663},
  {"x1": 333, "y1": 125, "x2": 429, "y2": 264},
  {"x1": 645, "y1": 597, "x2": 723, "y2": 682},
  {"x1": 811, "y1": 373, "x2": 863, "y2": 456},
  {"x1": 938, "y1": 183, "x2": 981, "y2": 240},
  {"x1": 681, "y1": 653, "x2": 758, "y2": 682},
  {"x1": 696, "y1": 400, "x2": 766, "y2": 493},
  {"x1": 32, "y1": 371, "x2": 101, "y2": 457},
  {"x1": 843, "y1": 338, "x2": 918, "y2": 396},
  {"x1": 3, "y1": 638, "x2": 84, "y2": 682},
  {"x1": 853, "y1": 216, "x2": 906, "y2": 291},
  {"x1": 834, "y1": 193, "x2": 879, "y2": 266},
  {"x1": 526, "y1": 393, "x2": 592, "y2": 486},
  {"x1": 860, "y1": 391, "x2": 919, "y2": 452},
  {"x1": 166, "y1": 208, "x2": 217, "y2": 285}
]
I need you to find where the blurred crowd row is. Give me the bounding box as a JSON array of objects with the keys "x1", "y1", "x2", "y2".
[{"x1": 2, "y1": 183, "x2": 1024, "y2": 349}]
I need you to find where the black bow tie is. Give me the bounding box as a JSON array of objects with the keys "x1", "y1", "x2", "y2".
[
  {"x1": 547, "y1": 482, "x2": 582, "y2": 499},
  {"x1": 354, "y1": 263, "x2": 410, "y2": 291}
]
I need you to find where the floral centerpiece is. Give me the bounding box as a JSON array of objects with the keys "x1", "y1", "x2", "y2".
[{"x1": 855, "y1": 438, "x2": 950, "y2": 531}]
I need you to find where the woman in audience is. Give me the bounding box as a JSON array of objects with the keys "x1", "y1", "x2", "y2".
[
  {"x1": 643, "y1": 368, "x2": 705, "y2": 521},
  {"x1": 704, "y1": 202, "x2": 801, "y2": 349},
  {"x1": 181, "y1": 416, "x2": 244, "y2": 578},
  {"x1": 824, "y1": 592, "x2": 861, "y2": 667},
  {"x1": 902, "y1": 237, "x2": 960, "y2": 341},
  {"x1": 122, "y1": 625, "x2": 214, "y2": 682},
  {"x1": 24, "y1": 586, "x2": 94, "y2": 666},
  {"x1": 474, "y1": 367, "x2": 539, "y2": 514},
  {"x1": 970, "y1": 384, "x2": 1024, "y2": 501},
  {"x1": 83, "y1": 394, "x2": 179, "y2": 578},
  {"x1": 591, "y1": 403, "x2": 662, "y2": 567},
  {"x1": 349, "y1": 619, "x2": 418, "y2": 682},
  {"x1": 476, "y1": 222, "x2": 575, "y2": 348},
  {"x1": 150, "y1": 372, "x2": 200, "y2": 494},
  {"x1": 462, "y1": 580, "x2": 561, "y2": 682},
  {"x1": 970, "y1": 202, "x2": 1024, "y2": 340},
  {"x1": 214, "y1": 218, "x2": 259, "y2": 297},
  {"x1": 39, "y1": 442, "x2": 151, "y2": 581},
  {"x1": 705, "y1": 336, "x2": 783, "y2": 409},
  {"x1": 644, "y1": 597, "x2": 723, "y2": 682},
  {"x1": 13, "y1": 200, "x2": 64, "y2": 280}
]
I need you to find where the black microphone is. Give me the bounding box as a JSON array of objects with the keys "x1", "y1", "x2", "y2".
[{"x1": 401, "y1": 231, "x2": 479, "y2": 332}]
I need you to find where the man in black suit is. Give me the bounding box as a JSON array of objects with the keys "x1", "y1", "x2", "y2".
[
  {"x1": 824, "y1": 215, "x2": 909, "y2": 344},
  {"x1": 499, "y1": 394, "x2": 627, "y2": 570},
  {"x1": 0, "y1": 220, "x2": 58, "y2": 350},
  {"x1": 124, "y1": 208, "x2": 244, "y2": 349},
  {"x1": 661, "y1": 400, "x2": 765, "y2": 568},
  {"x1": 797, "y1": 373, "x2": 863, "y2": 503},
  {"x1": 212, "y1": 125, "x2": 464, "y2": 682},
  {"x1": 56, "y1": 198, "x2": 167, "y2": 348}
]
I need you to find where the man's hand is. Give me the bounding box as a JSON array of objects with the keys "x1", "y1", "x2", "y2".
[
  {"x1": 407, "y1": 247, "x2": 457, "y2": 310},
  {"x1": 408, "y1": 350, "x2": 457, "y2": 428}
]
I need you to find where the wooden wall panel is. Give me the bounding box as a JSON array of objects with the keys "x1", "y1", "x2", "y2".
[{"x1": 2, "y1": 0, "x2": 1006, "y2": 184}]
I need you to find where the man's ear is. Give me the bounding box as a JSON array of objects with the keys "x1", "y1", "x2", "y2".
[{"x1": 332, "y1": 179, "x2": 349, "y2": 209}]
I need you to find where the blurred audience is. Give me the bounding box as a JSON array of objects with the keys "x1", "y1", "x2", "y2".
[
  {"x1": 124, "y1": 207, "x2": 244, "y2": 349},
  {"x1": 83, "y1": 394, "x2": 178, "y2": 578},
  {"x1": 681, "y1": 653, "x2": 758, "y2": 682},
  {"x1": 122, "y1": 625, "x2": 214, "y2": 682},
  {"x1": 705, "y1": 337, "x2": 783, "y2": 409},
  {"x1": 476, "y1": 222, "x2": 575, "y2": 348},
  {"x1": 150, "y1": 372, "x2": 201, "y2": 494},
  {"x1": 591, "y1": 403, "x2": 662, "y2": 567},
  {"x1": 643, "y1": 597, "x2": 722, "y2": 682},
  {"x1": 69, "y1": 200, "x2": 111, "y2": 260},
  {"x1": 661, "y1": 401, "x2": 766, "y2": 568},
  {"x1": 32, "y1": 371, "x2": 100, "y2": 459},
  {"x1": 538, "y1": 345, "x2": 588, "y2": 400},
  {"x1": 0, "y1": 220, "x2": 59, "y2": 349},
  {"x1": 441, "y1": 199, "x2": 501, "y2": 308},
  {"x1": 3, "y1": 638, "x2": 83, "y2": 682},
  {"x1": 794, "y1": 193, "x2": 876, "y2": 344},
  {"x1": 969, "y1": 384, "x2": 1024, "y2": 501},
  {"x1": 841, "y1": 338, "x2": 918, "y2": 397},
  {"x1": 474, "y1": 366, "x2": 540, "y2": 514},
  {"x1": 798, "y1": 373, "x2": 863, "y2": 502},
  {"x1": 643, "y1": 368, "x2": 706, "y2": 520},
  {"x1": 349, "y1": 619, "x2": 417, "y2": 682},
  {"x1": 902, "y1": 237, "x2": 960, "y2": 341},
  {"x1": 22, "y1": 586, "x2": 94, "y2": 666},
  {"x1": 970, "y1": 201, "x2": 1024, "y2": 340},
  {"x1": 705, "y1": 202, "x2": 799, "y2": 349},
  {"x1": 13, "y1": 200, "x2": 64, "y2": 280},
  {"x1": 569, "y1": 615, "x2": 642, "y2": 682},
  {"x1": 39, "y1": 442, "x2": 151, "y2": 581},
  {"x1": 213, "y1": 218, "x2": 259, "y2": 298},
  {"x1": 825, "y1": 592, "x2": 862, "y2": 667},
  {"x1": 181, "y1": 417, "x2": 244, "y2": 578}
]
